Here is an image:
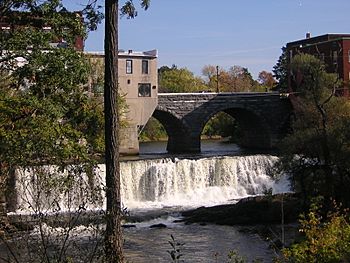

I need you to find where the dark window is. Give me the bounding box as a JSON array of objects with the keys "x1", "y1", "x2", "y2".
[
  {"x1": 138, "y1": 83, "x2": 151, "y2": 97},
  {"x1": 320, "y1": 53, "x2": 325, "y2": 61},
  {"x1": 142, "y1": 60, "x2": 149, "y2": 74},
  {"x1": 126, "y1": 59, "x2": 133, "y2": 74},
  {"x1": 333, "y1": 51, "x2": 338, "y2": 64}
]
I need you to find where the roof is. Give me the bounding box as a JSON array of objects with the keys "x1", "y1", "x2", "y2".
[
  {"x1": 85, "y1": 49, "x2": 158, "y2": 59},
  {"x1": 287, "y1": 34, "x2": 350, "y2": 48}
]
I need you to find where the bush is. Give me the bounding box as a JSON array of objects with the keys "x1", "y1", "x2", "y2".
[{"x1": 280, "y1": 200, "x2": 350, "y2": 263}]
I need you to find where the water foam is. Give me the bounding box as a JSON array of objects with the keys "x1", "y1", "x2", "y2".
[
  {"x1": 12, "y1": 155, "x2": 290, "y2": 214},
  {"x1": 119, "y1": 155, "x2": 290, "y2": 209}
]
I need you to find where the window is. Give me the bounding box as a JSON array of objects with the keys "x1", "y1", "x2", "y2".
[
  {"x1": 1, "y1": 26, "x2": 10, "y2": 34},
  {"x1": 142, "y1": 60, "x2": 149, "y2": 74},
  {"x1": 42, "y1": 26, "x2": 51, "y2": 32},
  {"x1": 333, "y1": 51, "x2": 338, "y2": 64},
  {"x1": 126, "y1": 59, "x2": 132, "y2": 74},
  {"x1": 320, "y1": 53, "x2": 325, "y2": 61},
  {"x1": 138, "y1": 83, "x2": 151, "y2": 97}
]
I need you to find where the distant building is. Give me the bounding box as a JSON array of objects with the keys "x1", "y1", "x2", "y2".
[
  {"x1": 86, "y1": 50, "x2": 158, "y2": 155},
  {"x1": 0, "y1": 12, "x2": 84, "y2": 51},
  {"x1": 286, "y1": 33, "x2": 350, "y2": 96}
]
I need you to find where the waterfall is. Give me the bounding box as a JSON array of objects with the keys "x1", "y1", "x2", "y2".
[
  {"x1": 118, "y1": 155, "x2": 289, "y2": 209},
  {"x1": 11, "y1": 155, "x2": 290, "y2": 214}
]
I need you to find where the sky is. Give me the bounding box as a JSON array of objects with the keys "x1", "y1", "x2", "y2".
[{"x1": 64, "y1": 0, "x2": 350, "y2": 79}]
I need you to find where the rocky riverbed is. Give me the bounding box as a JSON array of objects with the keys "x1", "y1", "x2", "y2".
[{"x1": 181, "y1": 193, "x2": 302, "y2": 226}]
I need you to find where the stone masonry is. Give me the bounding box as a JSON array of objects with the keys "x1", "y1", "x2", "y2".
[{"x1": 155, "y1": 92, "x2": 292, "y2": 153}]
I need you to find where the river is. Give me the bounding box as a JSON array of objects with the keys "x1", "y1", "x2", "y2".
[
  {"x1": 121, "y1": 140, "x2": 287, "y2": 262},
  {"x1": 4, "y1": 140, "x2": 289, "y2": 263}
]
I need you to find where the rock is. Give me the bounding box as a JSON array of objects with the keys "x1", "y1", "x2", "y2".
[
  {"x1": 122, "y1": 224, "x2": 136, "y2": 229},
  {"x1": 149, "y1": 223, "x2": 167, "y2": 229},
  {"x1": 181, "y1": 193, "x2": 302, "y2": 226}
]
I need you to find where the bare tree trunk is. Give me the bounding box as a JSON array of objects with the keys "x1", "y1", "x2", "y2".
[{"x1": 104, "y1": 0, "x2": 124, "y2": 262}]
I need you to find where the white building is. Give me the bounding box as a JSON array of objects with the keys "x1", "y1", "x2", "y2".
[{"x1": 86, "y1": 50, "x2": 158, "y2": 155}]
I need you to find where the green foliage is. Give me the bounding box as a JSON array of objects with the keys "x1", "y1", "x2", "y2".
[
  {"x1": 290, "y1": 53, "x2": 339, "y2": 98},
  {"x1": 280, "y1": 201, "x2": 350, "y2": 263},
  {"x1": 276, "y1": 53, "x2": 350, "y2": 206},
  {"x1": 258, "y1": 70, "x2": 277, "y2": 91},
  {"x1": 167, "y1": 234, "x2": 185, "y2": 263},
  {"x1": 273, "y1": 46, "x2": 288, "y2": 92},
  {"x1": 139, "y1": 117, "x2": 167, "y2": 141},
  {"x1": 227, "y1": 250, "x2": 247, "y2": 263},
  {"x1": 159, "y1": 65, "x2": 207, "y2": 93},
  {"x1": 202, "y1": 65, "x2": 260, "y2": 92},
  {"x1": 0, "y1": 3, "x2": 107, "y2": 262},
  {"x1": 202, "y1": 112, "x2": 235, "y2": 138},
  {"x1": 0, "y1": 0, "x2": 105, "y2": 174},
  {"x1": 120, "y1": 0, "x2": 150, "y2": 18},
  {"x1": 226, "y1": 250, "x2": 262, "y2": 263},
  {"x1": 0, "y1": 0, "x2": 136, "y2": 166}
]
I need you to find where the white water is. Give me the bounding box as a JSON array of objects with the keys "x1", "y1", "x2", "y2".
[
  {"x1": 11, "y1": 155, "x2": 290, "y2": 214},
  {"x1": 120, "y1": 155, "x2": 289, "y2": 209}
]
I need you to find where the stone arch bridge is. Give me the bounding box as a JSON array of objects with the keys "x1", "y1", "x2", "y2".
[{"x1": 153, "y1": 92, "x2": 292, "y2": 153}]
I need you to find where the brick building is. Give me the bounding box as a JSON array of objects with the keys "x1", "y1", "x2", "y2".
[
  {"x1": 286, "y1": 33, "x2": 350, "y2": 96},
  {"x1": 0, "y1": 12, "x2": 84, "y2": 51}
]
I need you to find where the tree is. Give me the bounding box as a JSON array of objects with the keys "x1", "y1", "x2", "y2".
[
  {"x1": 280, "y1": 201, "x2": 350, "y2": 263},
  {"x1": 159, "y1": 66, "x2": 206, "y2": 93},
  {"x1": 276, "y1": 53, "x2": 350, "y2": 207},
  {"x1": 201, "y1": 64, "x2": 219, "y2": 92},
  {"x1": 258, "y1": 70, "x2": 276, "y2": 91},
  {"x1": 103, "y1": 1, "x2": 150, "y2": 262},
  {"x1": 273, "y1": 46, "x2": 288, "y2": 92},
  {"x1": 0, "y1": 0, "x2": 103, "y2": 189},
  {"x1": 202, "y1": 65, "x2": 259, "y2": 92},
  {"x1": 139, "y1": 117, "x2": 167, "y2": 141},
  {"x1": 202, "y1": 112, "x2": 240, "y2": 140},
  {"x1": 0, "y1": 1, "x2": 106, "y2": 262}
]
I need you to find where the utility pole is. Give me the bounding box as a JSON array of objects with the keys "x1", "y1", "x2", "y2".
[{"x1": 216, "y1": 65, "x2": 219, "y2": 93}]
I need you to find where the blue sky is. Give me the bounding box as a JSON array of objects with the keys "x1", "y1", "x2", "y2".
[{"x1": 64, "y1": 0, "x2": 350, "y2": 78}]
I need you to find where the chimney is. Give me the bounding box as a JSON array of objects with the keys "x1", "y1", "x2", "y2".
[
  {"x1": 128, "y1": 49, "x2": 133, "y2": 54},
  {"x1": 306, "y1": 32, "x2": 311, "y2": 39}
]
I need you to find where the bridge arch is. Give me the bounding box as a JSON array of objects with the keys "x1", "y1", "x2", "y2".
[
  {"x1": 152, "y1": 108, "x2": 194, "y2": 153},
  {"x1": 199, "y1": 106, "x2": 273, "y2": 149},
  {"x1": 156, "y1": 93, "x2": 291, "y2": 153}
]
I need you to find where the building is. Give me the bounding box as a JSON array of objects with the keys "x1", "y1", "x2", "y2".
[
  {"x1": 0, "y1": 12, "x2": 84, "y2": 51},
  {"x1": 1, "y1": 12, "x2": 158, "y2": 155},
  {"x1": 87, "y1": 50, "x2": 158, "y2": 155},
  {"x1": 286, "y1": 33, "x2": 350, "y2": 96}
]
